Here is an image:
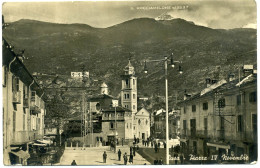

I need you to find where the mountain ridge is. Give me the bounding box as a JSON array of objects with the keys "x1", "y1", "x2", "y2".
[{"x1": 3, "y1": 17, "x2": 256, "y2": 110}]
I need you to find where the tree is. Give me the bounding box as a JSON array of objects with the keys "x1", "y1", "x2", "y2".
[{"x1": 45, "y1": 92, "x2": 71, "y2": 145}]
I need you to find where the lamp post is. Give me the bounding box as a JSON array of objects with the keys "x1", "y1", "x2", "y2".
[
  {"x1": 144, "y1": 53, "x2": 182, "y2": 164},
  {"x1": 112, "y1": 99, "x2": 118, "y2": 153}
]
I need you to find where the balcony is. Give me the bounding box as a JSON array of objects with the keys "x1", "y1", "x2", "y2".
[
  {"x1": 12, "y1": 130, "x2": 43, "y2": 145},
  {"x1": 196, "y1": 130, "x2": 208, "y2": 139},
  {"x1": 12, "y1": 91, "x2": 21, "y2": 104},
  {"x1": 30, "y1": 100, "x2": 41, "y2": 115},
  {"x1": 180, "y1": 129, "x2": 187, "y2": 139}
]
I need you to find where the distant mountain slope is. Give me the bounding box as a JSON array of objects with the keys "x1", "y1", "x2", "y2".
[{"x1": 3, "y1": 18, "x2": 256, "y2": 108}]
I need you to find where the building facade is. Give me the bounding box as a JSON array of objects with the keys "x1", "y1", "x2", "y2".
[
  {"x1": 178, "y1": 74, "x2": 257, "y2": 163},
  {"x1": 2, "y1": 38, "x2": 46, "y2": 165},
  {"x1": 133, "y1": 108, "x2": 150, "y2": 140}
]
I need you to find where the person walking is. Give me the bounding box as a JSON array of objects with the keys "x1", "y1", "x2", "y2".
[
  {"x1": 103, "y1": 151, "x2": 107, "y2": 163},
  {"x1": 154, "y1": 158, "x2": 158, "y2": 165},
  {"x1": 129, "y1": 152, "x2": 134, "y2": 164},
  {"x1": 174, "y1": 153, "x2": 178, "y2": 165},
  {"x1": 180, "y1": 154, "x2": 184, "y2": 164},
  {"x1": 71, "y1": 160, "x2": 77, "y2": 165},
  {"x1": 154, "y1": 143, "x2": 158, "y2": 153},
  {"x1": 123, "y1": 152, "x2": 128, "y2": 165},
  {"x1": 118, "y1": 149, "x2": 122, "y2": 161},
  {"x1": 158, "y1": 158, "x2": 163, "y2": 165},
  {"x1": 130, "y1": 146, "x2": 133, "y2": 154}
]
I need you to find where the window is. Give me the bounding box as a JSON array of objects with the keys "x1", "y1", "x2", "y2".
[
  {"x1": 23, "y1": 85, "x2": 28, "y2": 99},
  {"x1": 203, "y1": 102, "x2": 208, "y2": 110},
  {"x1": 192, "y1": 105, "x2": 196, "y2": 112},
  {"x1": 237, "y1": 95, "x2": 241, "y2": 105},
  {"x1": 193, "y1": 141, "x2": 197, "y2": 155},
  {"x1": 13, "y1": 111, "x2": 16, "y2": 132},
  {"x1": 133, "y1": 94, "x2": 136, "y2": 99},
  {"x1": 252, "y1": 114, "x2": 257, "y2": 139},
  {"x1": 133, "y1": 79, "x2": 135, "y2": 85},
  {"x1": 220, "y1": 117, "x2": 225, "y2": 131},
  {"x1": 237, "y1": 115, "x2": 243, "y2": 132},
  {"x1": 126, "y1": 79, "x2": 129, "y2": 86},
  {"x1": 12, "y1": 76, "x2": 19, "y2": 92},
  {"x1": 110, "y1": 122, "x2": 114, "y2": 129},
  {"x1": 138, "y1": 119, "x2": 141, "y2": 125},
  {"x1": 127, "y1": 123, "x2": 128, "y2": 129},
  {"x1": 183, "y1": 120, "x2": 187, "y2": 135},
  {"x1": 146, "y1": 119, "x2": 148, "y2": 125},
  {"x1": 134, "y1": 126, "x2": 135, "y2": 130},
  {"x1": 218, "y1": 98, "x2": 226, "y2": 108},
  {"x1": 133, "y1": 105, "x2": 135, "y2": 109},
  {"x1": 124, "y1": 94, "x2": 127, "y2": 99},
  {"x1": 190, "y1": 119, "x2": 196, "y2": 137},
  {"x1": 204, "y1": 118, "x2": 208, "y2": 136},
  {"x1": 249, "y1": 92, "x2": 256, "y2": 102},
  {"x1": 127, "y1": 94, "x2": 130, "y2": 99}
]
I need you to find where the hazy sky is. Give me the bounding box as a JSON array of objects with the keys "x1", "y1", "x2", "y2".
[{"x1": 2, "y1": 0, "x2": 257, "y2": 29}]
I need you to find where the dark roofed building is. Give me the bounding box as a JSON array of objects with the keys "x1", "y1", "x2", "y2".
[{"x1": 178, "y1": 73, "x2": 257, "y2": 163}]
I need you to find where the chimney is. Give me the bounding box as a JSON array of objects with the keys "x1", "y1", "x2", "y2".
[
  {"x1": 205, "y1": 78, "x2": 211, "y2": 87},
  {"x1": 184, "y1": 94, "x2": 191, "y2": 100},
  {"x1": 243, "y1": 65, "x2": 254, "y2": 76},
  {"x1": 228, "y1": 73, "x2": 235, "y2": 82},
  {"x1": 183, "y1": 89, "x2": 191, "y2": 100}
]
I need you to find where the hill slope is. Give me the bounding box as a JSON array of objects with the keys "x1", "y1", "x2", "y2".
[{"x1": 3, "y1": 18, "x2": 256, "y2": 109}]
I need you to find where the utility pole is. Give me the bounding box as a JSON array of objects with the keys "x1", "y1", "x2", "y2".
[
  {"x1": 71, "y1": 65, "x2": 90, "y2": 147},
  {"x1": 143, "y1": 53, "x2": 183, "y2": 164}
]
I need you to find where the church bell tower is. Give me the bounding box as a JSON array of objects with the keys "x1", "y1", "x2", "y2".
[{"x1": 121, "y1": 59, "x2": 137, "y2": 113}]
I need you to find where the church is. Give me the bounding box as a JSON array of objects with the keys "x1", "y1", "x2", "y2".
[{"x1": 86, "y1": 60, "x2": 150, "y2": 146}]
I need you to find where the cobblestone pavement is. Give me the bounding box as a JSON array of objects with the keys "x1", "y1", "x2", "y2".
[{"x1": 59, "y1": 145, "x2": 150, "y2": 165}]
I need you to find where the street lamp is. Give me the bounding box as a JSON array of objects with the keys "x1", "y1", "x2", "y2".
[
  {"x1": 112, "y1": 99, "x2": 118, "y2": 153},
  {"x1": 144, "y1": 53, "x2": 182, "y2": 165}
]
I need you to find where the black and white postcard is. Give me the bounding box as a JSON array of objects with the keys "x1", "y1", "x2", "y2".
[{"x1": 1, "y1": 0, "x2": 257, "y2": 166}]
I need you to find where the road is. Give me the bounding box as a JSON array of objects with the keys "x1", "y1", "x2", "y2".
[{"x1": 59, "y1": 145, "x2": 150, "y2": 165}]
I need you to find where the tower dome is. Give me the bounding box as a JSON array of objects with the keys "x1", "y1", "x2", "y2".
[{"x1": 124, "y1": 59, "x2": 135, "y2": 75}]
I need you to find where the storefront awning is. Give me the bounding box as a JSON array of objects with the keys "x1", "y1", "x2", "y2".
[
  {"x1": 10, "y1": 150, "x2": 30, "y2": 160},
  {"x1": 107, "y1": 131, "x2": 118, "y2": 136},
  {"x1": 36, "y1": 139, "x2": 52, "y2": 145},
  {"x1": 32, "y1": 143, "x2": 47, "y2": 146},
  {"x1": 207, "y1": 142, "x2": 230, "y2": 149}
]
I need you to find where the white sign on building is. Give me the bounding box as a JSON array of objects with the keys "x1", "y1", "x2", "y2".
[
  {"x1": 112, "y1": 100, "x2": 118, "y2": 107},
  {"x1": 71, "y1": 72, "x2": 89, "y2": 78}
]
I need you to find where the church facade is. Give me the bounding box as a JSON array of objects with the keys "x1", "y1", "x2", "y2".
[
  {"x1": 120, "y1": 60, "x2": 150, "y2": 140},
  {"x1": 85, "y1": 60, "x2": 150, "y2": 146}
]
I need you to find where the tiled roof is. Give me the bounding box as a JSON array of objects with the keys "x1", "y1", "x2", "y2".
[{"x1": 178, "y1": 74, "x2": 256, "y2": 104}]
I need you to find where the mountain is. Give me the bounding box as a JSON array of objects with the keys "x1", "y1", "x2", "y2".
[{"x1": 3, "y1": 18, "x2": 256, "y2": 110}]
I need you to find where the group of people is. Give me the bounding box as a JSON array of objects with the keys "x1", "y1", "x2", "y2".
[
  {"x1": 118, "y1": 145, "x2": 139, "y2": 165},
  {"x1": 153, "y1": 158, "x2": 163, "y2": 165}
]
